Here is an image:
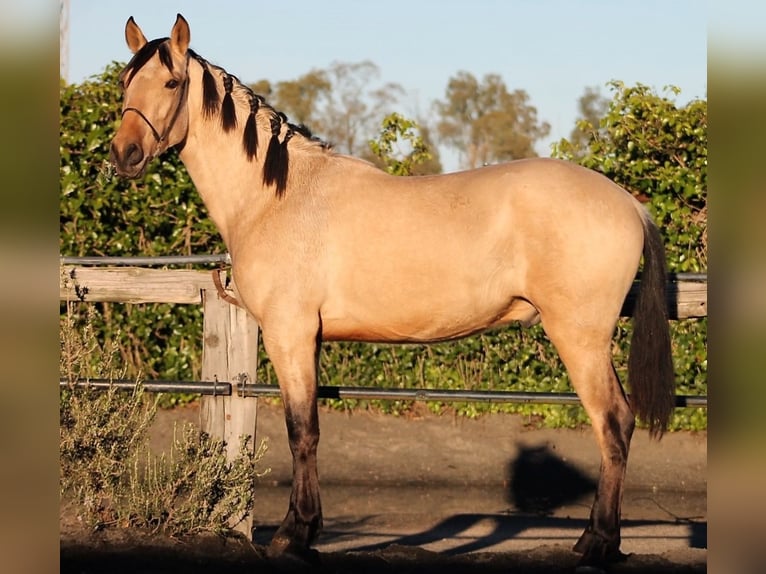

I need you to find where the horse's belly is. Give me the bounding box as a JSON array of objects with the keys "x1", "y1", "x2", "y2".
[{"x1": 320, "y1": 296, "x2": 538, "y2": 344}]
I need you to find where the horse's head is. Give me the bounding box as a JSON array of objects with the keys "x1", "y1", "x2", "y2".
[{"x1": 110, "y1": 14, "x2": 191, "y2": 178}]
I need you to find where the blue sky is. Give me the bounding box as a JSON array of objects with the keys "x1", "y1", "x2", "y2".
[{"x1": 64, "y1": 0, "x2": 707, "y2": 171}]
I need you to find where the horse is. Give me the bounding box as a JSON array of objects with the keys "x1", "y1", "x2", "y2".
[{"x1": 109, "y1": 14, "x2": 674, "y2": 569}]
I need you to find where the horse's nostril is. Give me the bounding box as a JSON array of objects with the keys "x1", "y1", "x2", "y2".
[{"x1": 125, "y1": 143, "x2": 144, "y2": 166}]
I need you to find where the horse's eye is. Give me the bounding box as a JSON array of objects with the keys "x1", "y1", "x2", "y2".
[{"x1": 165, "y1": 79, "x2": 180, "y2": 89}]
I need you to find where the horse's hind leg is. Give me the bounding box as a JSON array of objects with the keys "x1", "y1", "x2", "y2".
[
  {"x1": 261, "y1": 318, "x2": 323, "y2": 561},
  {"x1": 571, "y1": 361, "x2": 635, "y2": 565},
  {"x1": 543, "y1": 316, "x2": 635, "y2": 566}
]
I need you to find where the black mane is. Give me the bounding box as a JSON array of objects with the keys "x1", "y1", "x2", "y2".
[
  {"x1": 187, "y1": 50, "x2": 330, "y2": 197},
  {"x1": 119, "y1": 40, "x2": 330, "y2": 197}
]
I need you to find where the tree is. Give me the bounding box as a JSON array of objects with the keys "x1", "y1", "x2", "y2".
[
  {"x1": 264, "y1": 70, "x2": 331, "y2": 128},
  {"x1": 567, "y1": 86, "x2": 610, "y2": 158},
  {"x1": 60, "y1": 63, "x2": 223, "y2": 391},
  {"x1": 251, "y1": 61, "x2": 404, "y2": 157},
  {"x1": 553, "y1": 82, "x2": 707, "y2": 432},
  {"x1": 368, "y1": 112, "x2": 434, "y2": 176},
  {"x1": 409, "y1": 121, "x2": 443, "y2": 175},
  {"x1": 321, "y1": 60, "x2": 404, "y2": 156},
  {"x1": 248, "y1": 79, "x2": 272, "y2": 99},
  {"x1": 434, "y1": 71, "x2": 550, "y2": 169},
  {"x1": 554, "y1": 81, "x2": 707, "y2": 272}
]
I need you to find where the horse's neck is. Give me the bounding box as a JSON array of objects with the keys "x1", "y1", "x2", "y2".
[
  {"x1": 178, "y1": 65, "x2": 271, "y2": 246},
  {"x1": 178, "y1": 142, "x2": 246, "y2": 246}
]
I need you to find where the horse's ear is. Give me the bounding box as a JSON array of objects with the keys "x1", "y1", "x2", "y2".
[
  {"x1": 170, "y1": 13, "x2": 190, "y2": 56},
  {"x1": 125, "y1": 16, "x2": 147, "y2": 54}
]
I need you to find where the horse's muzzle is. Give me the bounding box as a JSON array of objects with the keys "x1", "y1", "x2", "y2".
[{"x1": 109, "y1": 140, "x2": 148, "y2": 178}]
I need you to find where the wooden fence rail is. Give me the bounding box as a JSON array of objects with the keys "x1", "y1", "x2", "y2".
[
  {"x1": 61, "y1": 265, "x2": 260, "y2": 536},
  {"x1": 59, "y1": 265, "x2": 708, "y2": 316},
  {"x1": 59, "y1": 264, "x2": 707, "y2": 539}
]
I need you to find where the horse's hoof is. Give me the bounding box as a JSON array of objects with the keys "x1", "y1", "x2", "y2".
[
  {"x1": 574, "y1": 529, "x2": 628, "y2": 563},
  {"x1": 574, "y1": 547, "x2": 630, "y2": 574},
  {"x1": 267, "y1": 536, "x2": 321, "y2": 570},
  {"x1": 267, "y1": 534, "x2": 291, "y2": 557}
]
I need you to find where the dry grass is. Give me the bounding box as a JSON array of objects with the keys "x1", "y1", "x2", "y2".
[{"x1": 60, "y1": 302, "x2": 268, "y2": 536}]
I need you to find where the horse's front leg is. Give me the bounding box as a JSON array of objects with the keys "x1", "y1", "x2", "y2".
[{"x1": 261, "y1": 318, "x2": 323, "y2": 561}]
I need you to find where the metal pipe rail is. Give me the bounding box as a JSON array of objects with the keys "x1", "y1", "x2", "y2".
[
  {"x1": 59, "y1": 378, "x2": 232, "y2": 395},
  {"x1": 60, "y1": 254, "x2": 231, "y2": 266},
  {"x1": 59, "y1": 379, "x2": 707, "y2": 407}
]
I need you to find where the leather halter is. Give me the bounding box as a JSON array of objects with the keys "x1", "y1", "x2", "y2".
[{"x1": 121, "y1": 106, "x2": 164, "y2": 142}]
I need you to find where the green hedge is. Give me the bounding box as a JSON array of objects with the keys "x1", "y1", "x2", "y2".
[
  {"x1": 61, "y1": 65, "x2": 224, "y2": 400},
  {"x1": 60, "y1": 68, "x2": 706, "y2": 429}
]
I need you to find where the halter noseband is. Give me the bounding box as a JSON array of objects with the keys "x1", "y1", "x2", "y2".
[{"x1": 122, "y1": 106, "x2": 164, "y2": 142}]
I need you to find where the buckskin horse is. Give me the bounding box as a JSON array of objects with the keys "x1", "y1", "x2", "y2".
[{"x1": 109, "y1": 14, "x2": 674, "y2": 569}]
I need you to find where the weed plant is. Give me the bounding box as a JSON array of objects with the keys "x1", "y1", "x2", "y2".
[{"x1": 60, "y1": 303, "x2": 268, "y2": 535}]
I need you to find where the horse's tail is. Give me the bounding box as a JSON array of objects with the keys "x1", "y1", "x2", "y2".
[{"x1": 628, "y1": 209, "x2": 675, "y2": 438}]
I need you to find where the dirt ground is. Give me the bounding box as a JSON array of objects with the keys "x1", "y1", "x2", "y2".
[{"x1": 60, "y1": 402, "x2": 707, "y2": 573}]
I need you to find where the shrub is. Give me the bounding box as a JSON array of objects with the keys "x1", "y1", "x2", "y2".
[
  {"x1": 60, "y1": 65, "x2": 224, "y2": 404},
  {"x1": 60, "y1": 67, "x2": 706, "y2": 430},
  {"x1": 553, "y1": 81, "x2": 707, "y2": 430},
  {"x1": 60, "y1": 303, "x2": 268, "y2": 535}
]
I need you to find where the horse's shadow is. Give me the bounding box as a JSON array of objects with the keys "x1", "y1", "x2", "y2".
[
  {"x1": 340, "y1": 444, "x2": 600, "y2": 555},
  {"x1": 506, "y1": 444, "x2": 597, "y2": 514},
  {"x1": 254, "y1": 444, "x2": 706, "y2": 555}
]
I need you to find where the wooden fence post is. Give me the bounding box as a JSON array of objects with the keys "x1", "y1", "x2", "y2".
[{"x1": 200, "y1": 271, "x2": 259, "y2": 539}]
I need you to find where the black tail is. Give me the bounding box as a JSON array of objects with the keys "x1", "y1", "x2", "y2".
[{"x1": 628, "y1": 216, "x2": 675, "y2": 438}]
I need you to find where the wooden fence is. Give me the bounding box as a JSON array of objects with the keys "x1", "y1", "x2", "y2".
[{"x1": 59, "y1": 264, "x2": 707, "y2": 538}]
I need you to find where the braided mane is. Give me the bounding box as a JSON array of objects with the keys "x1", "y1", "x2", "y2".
[{"x1": 187, "y1": 50, "x2": 330, "y2": 197}]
